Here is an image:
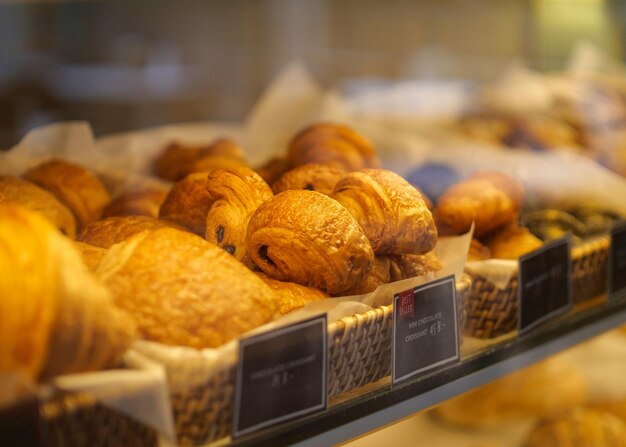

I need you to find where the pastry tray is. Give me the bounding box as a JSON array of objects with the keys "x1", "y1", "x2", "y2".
[
  {"x1": 464, "y1": 235, "x2": 610, "y2": 339},
  {"x1": 165, "y1": 274, "x2": 472, "y2": 445}
]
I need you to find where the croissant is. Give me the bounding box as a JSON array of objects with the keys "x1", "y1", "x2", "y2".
[
  {"x1": 73, "y1": 241, "x2": 108, "y2": 272},
  {"x1": 526, "y1": 409, "x2": 626, "y2": 447},
  {"x1": 23, "y1": 159, "x2": 111, "y2": 230},
  {"x1": 153, "y1": 138, "x2": 247, "y2": 181},
  {"x1": 255, "y1": 156, "x2": 290, "y2": 186},
  {"x1": 96, "y1": 228, "x2": 278, "y2": 348},
  {"x1": 204, "y1": 167, "x2": 273, "y2": 267},
  {"x1": 287, "y1": 123, "x2": 380, "y2": 171},
  {"x1": 255, "y1": 272, "x2": 329, "y2": 315},
  {"x1": 388, "y1": 252, "x2": 442, "y2": 282},
  {"x1": 467, "y1": 238, "x2": 491, "y2": 262},
  {"x1": 332, "y1": 168, "x2": 437, "y2": 255},
  {"x1": 247, "y1": 190, "x2": 375, "y2": 294},
  {"x1": 0, "y1": 204, "x2": 135, "y2": 385},
  {"x1": 485, "y1": 224, "x2": 543, "y2": 260},
  {"x1": 102, "y1": 188, "x2": 168, "y2": 219},
  {"x1": 159, "y1": 173, "x2": 213, "y2": 235},
  {"x1": 0, "y1": 176, "x2": 76, "y2": 238},
  {"x1": 435, "y1": 171, "x2": 524, "y2": 238},
  {"x1": 340, "y1": 256, "x2": 391, "y2": 296},
  {"x1": 272, "y1": 163, "x2": 346, "y2": 196},
  {"x1": 78, "y1": 215, "x2": 179, "y2": 249}
]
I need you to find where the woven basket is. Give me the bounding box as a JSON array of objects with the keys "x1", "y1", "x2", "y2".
[
  {"x1": 168, "y1": 274, "x2": 471, "y2": 446},
  {"x1": 465, "y1": 236, "x2": 610, "y2": 339}
]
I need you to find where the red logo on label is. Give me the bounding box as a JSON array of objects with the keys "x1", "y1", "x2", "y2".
[{"x1": 398, "y1": 289, "x2": 415, "y2": 321}]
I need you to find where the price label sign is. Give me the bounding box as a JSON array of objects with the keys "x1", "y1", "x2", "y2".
[
  {"x1": 233, "y1": 314, "x2": 327, "y2": 438},
  {"x1": 518, "y1": 236, "x2": 572, "y2": 332},
  {"x1": 609, "y1": 221, "x2": 626, "y2": 301},
  {"x1": 392, "y1": 275, "x2": 459, "y2": 385}
]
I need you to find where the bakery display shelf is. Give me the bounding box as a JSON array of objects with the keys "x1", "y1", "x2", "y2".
[{"x1": 230, "y1": 294, "x2": 626, "y2": 447}]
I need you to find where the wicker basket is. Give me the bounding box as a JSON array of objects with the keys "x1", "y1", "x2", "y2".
[
  {"x1": 465, "y1": 236, "x2": 610, "y2": 339},
  {"x1": 168, "y1": 274, "x2": 471, "y2": 446}
]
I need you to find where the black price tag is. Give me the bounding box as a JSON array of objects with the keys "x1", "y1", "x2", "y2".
[
  {"x1": 609, "y1": 221, "x2": 626, "y2": 300},
  {"x1": 233, "y1": 314, "x2": 327, "y2": 438},
  {"x1": 518, "y1": 236, "x2": 572, "y2": 332},
  {"x1": 392, "y1": 275, "x2": 459, "y2": 385},
  {"x1": 0, "y1": 395, "x2": 40, "y2": 447}
]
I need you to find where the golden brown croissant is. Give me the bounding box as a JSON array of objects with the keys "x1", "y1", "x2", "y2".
[
  {"x1": 247, "y1": 190, "x2": 375, "y2": 295},
  {"x1": 332, "y1": 168, "x2": 437, "y2": 255},
  {"x1": 434, "y1": 357, "x2": 587, "y2": 428},
  {"x1": 0, "y1": 176, "x2": 76, "y2": 238},
  {"x1": 96, "y1": 228, "x2": 278, "y2": 348},
  {"x1": 0, "y1": 204, "x2": 135, "y2": 383},
  {"x1": 340, "y1": 256, "x2": 391, "y2": 296},
  {"x1": 435, "y1": 171, "x2": 524, "y2": 238},
  {"x1": 23, "y1": 159, "x2": 111, "y2": 230},
  {"x1": 102, "y1": 188, "x2": 168, "y2": 219},
  {"x1": 255, "y1": 156, "x2": 290, "y2": 186},
  {"x1": 153, "y1": 138, "x2": 247, "y2": 181},
  {"x1": 159, "y1": 172, "x2": 213, "y2": 235},
  {"x1": 525, "y1": 409, "x2": 626, "y2": 447},
  {"x1": 388, "y1": 252, "x2": 442, "y2": 282},
  {"x1": 272, "y1": 163, "x2": 346, "y2": 196},
  {"x1": 255, "y1": 272, "x2": 329, "y2": 315},
  {"x1": 485, "y1": 224, "x2": 543, "y2": 260},
  {"x1": 78, "y1": 215, "x2": 179, "y2": 249},
  {"x1": 287, "y1": 123, "x2": 380, "y2": 171},
  {"x1": 73, "y1": 241, "x2": 108, "y2": 272},
  {"x1": 204, "y1": 167, "x2": 273, "y2": 267}
]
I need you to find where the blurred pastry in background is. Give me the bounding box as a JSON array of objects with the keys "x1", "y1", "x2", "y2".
[
  {"x1": 204, "y1": 167, "x2": 273, "y2": 268},
  {"x1": 159, "y1": 172, "x2": 213, "y2": 235},
  {"x1": 73, "y1": 241, "x2": 108, "y2": 272},
  {"x1": 102, "y1": 188, "x2": 168, "y2": 219},
  {"x1": 467, "y1": 238, "x2": 491, "y2": 262},
  {"x1": 525, "y1": 408, "x2": 626, "y2": 447},
  {"x1": 272, "y1": 163, "x2": 346, "y2": 196},
  {"x1": 0, "y1": 176, "x2": 76, "y2": 238},
  {"x1": 153, "y1": 138, "x2": 247, "y2": 182},
  {"x1": 23, "y1": 159, "x2": 111, "y2": 230},
  {"x1": 247, "y1": 190, "x2": 374, "y2": 295},
  {"x1": 333, "y1": 168, "x2": 437, "y2": 255},
  {"x1": 255, "y1": 155, "x2": 290, "y2": 186},
  {"x1": 77, "y1": 215, "x2": 179, "y2": 249},
  {"x1": 484, "y1": 224, "x2": 543, "y2": 260},
  {"x1": 521, "y1": 209, "x2": 587, "y2": 244},
  {"x1": 435, "y1": 171, "x2": 523, "y2": 238},
  {"x1": 433, "y1": 357, "x2": 587, "y2": 428},
  {"x1": 287, "y1": 123, "x2": 380, "y2": 171}
]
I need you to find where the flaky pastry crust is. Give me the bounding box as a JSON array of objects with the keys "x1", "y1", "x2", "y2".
[
  {"x1": 103, "y1": 188, "x2": 168, "y2": 219},
  {"x1": 159, "y1": 172, "x2": 213, "y2": 235},
  {"x1": 247, "y1": 190, "x2": 375, "y2": 294},
  {"x1": 78, "y1": 215, "x2": 179, "y2": 249},
  {"x1": 255, "y1": 272, "x2": 328, "y2": 316},
  {"x1": 272, "y1": 163, "x2": 346, "y2": 196}
]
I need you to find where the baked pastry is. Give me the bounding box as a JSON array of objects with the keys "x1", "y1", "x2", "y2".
[
  {"x1": 332, "y1": 168, "x2": 437, "y2": 255},
  {"x1": 388, "y1": 252, "x2": 442, "y2": 282},
  {"x1": 485, "y1": 224, "x2": 543, "y2": 259},
  {"x1": 23, "y1": 159, "x2": 111, "y2": 230},
  {"x1": 434, "y1": 357, "x2": 587, "y2": 428},
  {"x1": 467, "y1": 238, "x2": 491, "y2": 262},
  {"x1": 247, "y1": 190, "x2": 375, "y2": 294},
  {"x1": 153, "y1": 139, "x2": 247, "y2": 181},
  {"x1": 525, "y1": 409, "x2": 626, "y2": 447},
  {"x1": 96, "y1": 228, "x2": 278, "y2": 348},
  {"x1": 159, "y1": 172, "x2": 213, "y2": 235},
  {"x1": 255, "y1": 272, "x2": 329, "y2": 315},
  {"x1": 272, "y1": 163, "x2": 346, "y2": 196},
  {"x1": 0, "y1": 176, "x2": 76, "y2": 238},
  {"x1": 590, "y1": 401, "x2": 626, "y2": 425},
  {"x1": 102, "y1": 188, "x2": 168, "y2": 219},
  {"x1": 341, "y1": 256, "x2": 393, "y2": 296},
  {"x1": 204, "y1": 167, "x2": 273, "y2": 267},
  {"x1": 255, "y1": 156, "x2": 290, "y2": 186},
  {"x1": 78, "y1": 215, "x2": 179, "y2": 249},
  {"x1": 287, "y1": 123, "x2": 380, "y2": 171},
  {"x1": 435, "y1": 171, "x2": 524, "y2": 238},
  {"x1": 73, "y1": 241, "x2": 108, "y2": 272},
  {"x1": 0, "y1": 204, "x2": 135, "y2": 384}
]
